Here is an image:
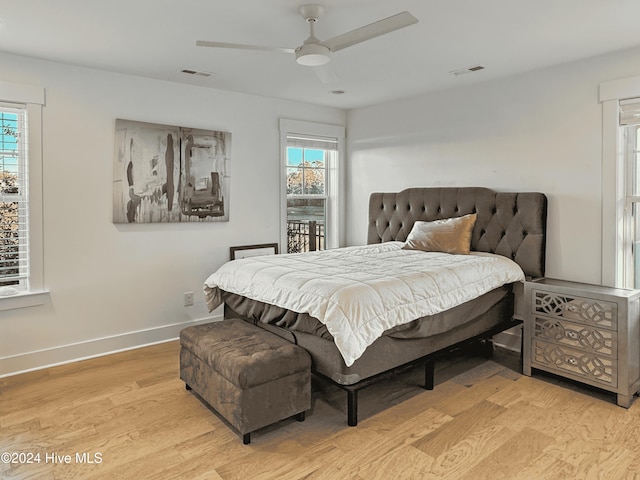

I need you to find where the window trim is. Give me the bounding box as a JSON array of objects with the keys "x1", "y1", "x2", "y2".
[
  {"x1": 600, "y1": 74, "x2": 640, "y2": 287},
  {"x1": 0, "y1": 80, "x2": 47, "y2": 310},
  {"x1": 279, "y1": 119, "x2": 345, "y2": 251}
]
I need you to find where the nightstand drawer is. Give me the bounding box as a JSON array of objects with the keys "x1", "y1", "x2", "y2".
[
  {"x1": 532, "y1": 340, "x2": 616, "y2": 387},
  {"x1": 533, "y1": 317, "x2": 616, "y2": 357},
  {"x1": 532, "y1": 289, "x2": 617, "y2": 330}
]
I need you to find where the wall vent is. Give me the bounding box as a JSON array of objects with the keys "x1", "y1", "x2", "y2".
[
  {"x1": 450, "y1": 64, "x2": 485, "y2": 76},
  {"x1": 179, "y1": 68, "x2": 214, "y2": 77}
]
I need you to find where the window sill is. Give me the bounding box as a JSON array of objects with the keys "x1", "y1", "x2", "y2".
[{"x1": 0, "y1": 290, "x2": 49, "y2": 311}]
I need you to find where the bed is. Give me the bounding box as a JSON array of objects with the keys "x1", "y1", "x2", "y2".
[{"x1": 204, "y1": 187, "x2": 547, "y2": 425}]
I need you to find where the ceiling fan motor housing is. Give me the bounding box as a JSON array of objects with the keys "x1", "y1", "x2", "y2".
[{"x1": 295, "y1": 43, "x2": 330, "y2": 66}]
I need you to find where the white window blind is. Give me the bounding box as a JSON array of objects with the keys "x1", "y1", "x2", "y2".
[
  {"x1": 286, "y1": 134, "x2": 338, "y2": 151},
  {"x1": 620, "y1": 99, "x2": 640, "y2": 126},
  {"x1": 0, "y1": 103, "x2": 29, "y2": 288}
]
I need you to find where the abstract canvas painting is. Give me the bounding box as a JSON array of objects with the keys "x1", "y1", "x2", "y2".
[{"x1": 113, "y1": 119, "x2": 231, "y2": 223}]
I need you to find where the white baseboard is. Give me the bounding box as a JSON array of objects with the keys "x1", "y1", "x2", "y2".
[
  {"x1": 0, "y1": 315, "x2": 221, "y2": 378},
  {"x1": 493, "y1": 325, "x2": 522, "y2": 353},
  {"x1": 2, "y1": 316, "x2": 523, "y2": 378}
]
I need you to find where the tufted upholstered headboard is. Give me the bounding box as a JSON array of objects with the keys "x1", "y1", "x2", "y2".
[{"x1": 368, "y1": 187, "x2": 547, "y2": 278}]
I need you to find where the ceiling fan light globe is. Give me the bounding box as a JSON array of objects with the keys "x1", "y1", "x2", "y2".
[
  {"x1": 296, "y1": 53, "x2": 330, "y2": 66},
  {"x1": 295, "y1": 43, "x2": 331, "y2": 66}
]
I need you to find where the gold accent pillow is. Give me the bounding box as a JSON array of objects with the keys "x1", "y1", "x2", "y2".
[{"x1": 402, "y1": 213, "x2": 477, "y2": 255}]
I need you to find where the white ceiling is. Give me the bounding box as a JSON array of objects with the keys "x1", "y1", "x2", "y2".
[{"x1": 2, "y1": 0, "x2": 640, "y2": 110}]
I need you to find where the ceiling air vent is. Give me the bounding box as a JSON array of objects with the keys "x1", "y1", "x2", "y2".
[
  {"x1": 450, "y1": 64, "x2": 485, "y2": 76},
  {"x1": 179, "y1": 68, "x2": 213, "y2": 77}
]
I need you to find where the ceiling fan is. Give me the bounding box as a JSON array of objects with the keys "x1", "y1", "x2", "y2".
[{"x1": 196, "y1": 4, "x2": 418, "y2": 72}]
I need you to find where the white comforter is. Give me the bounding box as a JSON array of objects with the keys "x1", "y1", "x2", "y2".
[{"x1": 203, "y1": 242, "x2": 525, "y2": 367}]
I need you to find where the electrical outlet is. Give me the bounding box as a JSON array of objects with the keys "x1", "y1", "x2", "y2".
[{"x1": 184, "y1": 291, "x2": 194, "y2": 307}]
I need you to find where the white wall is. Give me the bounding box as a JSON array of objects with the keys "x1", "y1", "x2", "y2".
[
  {"x1": 0, "y1": 52, "x2": 345, "y2": 376},
  {"x1": 346, "y1": 45, "x2": 640, "y2": 285},
  {"x1": 6, "y1": 44, "x2": 640, "y2": 375}
]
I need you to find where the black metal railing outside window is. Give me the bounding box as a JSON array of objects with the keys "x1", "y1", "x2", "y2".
[{"x1": 287, "y1": 220, "x2": 325, "y2": 253}]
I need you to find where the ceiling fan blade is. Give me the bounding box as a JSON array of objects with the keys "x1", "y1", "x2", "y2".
[
  {"x1": 196, "y1": 40, "x2": 295, "y2": 54},
  {"x1": 322, "y1": 11, "x2": 418, "y2": 52},
  {"x1": 311, "y1": 63, "x2": 341, "y2": 84}
]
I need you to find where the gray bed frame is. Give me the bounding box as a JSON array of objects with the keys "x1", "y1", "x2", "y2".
[{"x1": 225, "y1": 187, "x2": 547, "y2": 426}]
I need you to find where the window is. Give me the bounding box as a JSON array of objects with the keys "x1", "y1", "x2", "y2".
[
  {"x1": 285, "y1": 135, "x2": 334, "y2": 253},
  {"x1": 599, "y1": 75, "x2": 640, "y2": 288},
  {"x1": 0, "y1": 80, "x2": 46, "y2": 309},
  {"x1": 621, "y1": 99, "x2": 640, "y2": 288},
  {"x1": 280, "y1": 119, "x2": 345, "y2": 253},
  {"x1": 0, "y1": 105, "x2": 28, "y2": 288}
]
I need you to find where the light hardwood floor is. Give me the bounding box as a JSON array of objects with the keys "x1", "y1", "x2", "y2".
[{"x1": 1, "y1": 341, "x2": 640, "y2": 479}]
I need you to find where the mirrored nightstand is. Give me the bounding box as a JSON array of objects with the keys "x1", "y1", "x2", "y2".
[{"x1": 523, "y1": 278, "x2": 640, "y2": 407}]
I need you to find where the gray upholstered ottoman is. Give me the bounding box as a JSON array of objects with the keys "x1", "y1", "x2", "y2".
[{"x1": 179, "y1": 319, "x2": 311, "y2": 444}]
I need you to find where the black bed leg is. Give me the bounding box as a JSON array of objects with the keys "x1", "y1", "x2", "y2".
[
  {"x1": 185, "y1": 383, "x2": 192, "y2": 391},
  {"x1": 242, "y1": 433, "x2": 251, "y2": 445},
  {"x1": 347, "y1": 390, "x2": 358, "y2": 427},
  {"x1": 519, "y1": 324, "x2": 525, "y2": 372},
  {"x1": 424, "y1": 360, "x2": 435, "y2": 390},
  {"x1": 479, "y1": 338, "x2": 494, "y2": 358},
  {"x1": 295, "y1": 411, "x2": 305, "y2": 422}
]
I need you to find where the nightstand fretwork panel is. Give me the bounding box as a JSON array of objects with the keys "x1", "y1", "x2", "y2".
[
  {"x1": 533, "y1": 341, "x2": 615, "y2": 386},
  {"x1": 533, "y1": 292, "x2": 617, "y2": 330},
  {"x1": 534, "y1": 318, "x2": 616, "y2": 357}
]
